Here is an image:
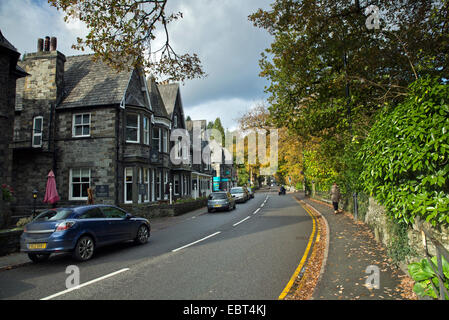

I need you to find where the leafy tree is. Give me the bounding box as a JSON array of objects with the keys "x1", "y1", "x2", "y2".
[
  {"x1": 359, "y1": 77, "x2": 449, "y2": 226},
  {"x1": 249, "y1": 0, "x2": 449, "y2": 144},
  {"x1": 48, "y1": 0, "x2": 205, "y2": 81}
]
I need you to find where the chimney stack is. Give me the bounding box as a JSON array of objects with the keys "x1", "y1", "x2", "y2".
[
  {"x1": 44, "y1": 36, "x2": 50, "y2": 51},
  {"x1": 50, "y1": 37, "x2": 57, "y2": 51},
  {"x1": 37, "y1": 38, "x2": 44, "y2": 52}
]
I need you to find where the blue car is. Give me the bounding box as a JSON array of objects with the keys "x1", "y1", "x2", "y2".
[{"x1": 20, "y1": 205, "x2": 151, "y2": 262}]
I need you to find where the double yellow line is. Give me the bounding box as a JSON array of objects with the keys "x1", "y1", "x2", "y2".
[{"x1": 278, "y1": 199, "x2": 320, "y2": 300}]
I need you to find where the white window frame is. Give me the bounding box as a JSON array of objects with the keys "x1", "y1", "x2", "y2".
[
  {"x1": 69, "y1": 168, "x2": 91, "y2": 201},
  {"x1": 126, "y1": 114, "x2": 140, "y2": 143},
  {"x1": 174, "y1": 175, "x2": 180, "y2": 195},
  {"x1": 163, "y1": 129, "x2": 168, "y2": 153},
  {"x1": 164, "y1": 171, "x2": 169, "y2": 200},
  {"x1": 156, "y1": 171, "x2": 161, "y2": 200},
  {"x1": 144, "y1": 168, "x2": 150, "y2": 203},
  {"x1": 72, "y1": 113, "x2": 91, "y2": 138},
  {"x1": 153, "y1": 127, "x2": 161, "y2": 152},
  {"x1": 151, "y1": 169, "x2": 155, "y2": 202},
  {"x1": 124, "y1": 167, "x2": 133, "y2": 204},
  {"x1": 32, "y1": 116, "x2": 43, "y2": 148},
  {"x1": 143, "y1": 117, "x2": 150, "y2": 145}
]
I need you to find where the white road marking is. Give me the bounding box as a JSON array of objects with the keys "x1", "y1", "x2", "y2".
[
  {"x1": 41, "y1": 268, "x2": 130, "y2": 300},
  {"x1": 233, "y1": 216, "x2": 251, "y2": 227},
  {"x1": 253, "y1": 208, "x2": 260, "y2": 215},
  {"x1": 172, "y1": 231, "x2": 221, "y2": 252}
]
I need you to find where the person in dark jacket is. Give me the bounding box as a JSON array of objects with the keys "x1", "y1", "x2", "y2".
[{"x1": 330, "y1": 183, "x2": 341, "y2": 214}]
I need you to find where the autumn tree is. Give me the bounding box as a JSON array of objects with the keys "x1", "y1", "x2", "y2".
[
  {"x1": 249, "y1": 0, "x2": 449, "y2": 192},
  {"x1": 249, "y1": 0, "x2": 449, "y2": 143},
  {"x1": 49, "y1": 0, "x2": 205, "y2": 81}
]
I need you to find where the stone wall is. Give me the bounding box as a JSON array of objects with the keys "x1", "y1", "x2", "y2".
[
  {"x1": 55, "y1": 107, "x2": 117, "y2": 204},
  {"x1": 0, "y1": 198, "x2": 12, "y2": 229},
  {"x1": 0, "y1": 54, "x2": 15, "y2": 188},
  {"x1": 120, "y1": 198, "x2": 207, "y2": 220},
  {"x1": 0, "y1": 228, "x2": 22, "y2": 256},
  {"x1": 364, "y1": 197, "x2": 449, "y2": 266}
]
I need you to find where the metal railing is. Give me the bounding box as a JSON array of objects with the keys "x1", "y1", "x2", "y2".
[{"x1": 415, "y1": 216, "x2": 449, "y2": 300}]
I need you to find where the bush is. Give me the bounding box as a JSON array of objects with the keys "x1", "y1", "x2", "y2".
[
  {"x1": 16, "y1": 216, "x2": 32, "y2": 228},
  {"x1": 408, "y1": 256, "x2": 449, "y2": 299},
  {"x1": 359, "y1": 77, "x2": 449, "y2": 226}
]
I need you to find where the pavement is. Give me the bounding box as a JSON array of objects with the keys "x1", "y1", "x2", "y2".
[{"x1": 299, "y1": 194, "x2": 416, "y2": 300}]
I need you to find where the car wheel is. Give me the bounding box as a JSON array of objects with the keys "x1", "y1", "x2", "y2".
[
  {"x1": 73, "y1": 235, "x2": 95, "y2": 262},
  {"x1": 135, "y1": 224, "x2": 150, "y2": 245},
  {"x1": 27, "y1": 253, "x2": 50, "y2": 263},
  {"x1": 208, "y1": 208, "x2": 213, "y2": 213}
]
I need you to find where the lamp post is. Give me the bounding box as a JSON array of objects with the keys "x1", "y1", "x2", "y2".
[{"x1": 32, "y1": 189, "x2": 38, "y2": 217}]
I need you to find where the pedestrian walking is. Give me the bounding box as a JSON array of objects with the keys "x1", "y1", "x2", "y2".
[{"x1": 330, "y1": 182, "x2": 341, "y2": 214}]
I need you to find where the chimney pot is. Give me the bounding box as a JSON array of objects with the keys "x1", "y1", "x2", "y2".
[
  {"x1": 44, "y1": 36, "x2": 50, "y2": 51},
  {"x1": 50, "y1": 37, "x2": 57, "y2": 51},
  {"x1": 37, "y1": 38, "x2": 44, "y2": 52}
]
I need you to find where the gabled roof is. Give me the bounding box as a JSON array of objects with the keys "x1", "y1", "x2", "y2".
[
  {"x1": 0, "y1": 29, "x2": 28, "y2": 78},
  {"x1": 59, "y1": 54, "x2": 133, "y2": 109},
  {"x1": 0, "y1": 29, "x2": 18, "y2": 53},
  {"x1": 147, "y1": 77, "x2": 170, "y2": 119},
  {"x1": 157, "y1": 83, "x2": 179, "y2": 117}
]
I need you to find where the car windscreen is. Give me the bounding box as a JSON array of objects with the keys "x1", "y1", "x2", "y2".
[
  {"x1": 230, "y1": 188, "x2": 243, "y2": 194},
  {"x1": 33, "y1": 209, "x2": 74, "y2": 221},
  {"x1": 209, "y1": 193, "x2": 227, "y2": 200}
]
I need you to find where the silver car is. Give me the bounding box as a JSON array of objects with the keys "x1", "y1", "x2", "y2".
[
  {"x1": 230, "y1": 187, "x2": 248, "y2": 203},
  {"x1": 207, "y1": 192, "x2": 236, "y2": 213}
]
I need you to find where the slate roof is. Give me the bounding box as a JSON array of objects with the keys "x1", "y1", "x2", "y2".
[
  {"x1": 0, "y1": 29, "x2": 18, "y2": 52},
  {"x1": 59, "y1": 54, "x2": 132, "y2": 109},
  {"x1": 157, "y1": 83, "x2": 180, "y2": 117},
  {"x1": 0, "y1": 29, "x2": 28, "y2": 77},
  {"x1": 146, "y1": 77, "x2": 170, "y2": 119}
]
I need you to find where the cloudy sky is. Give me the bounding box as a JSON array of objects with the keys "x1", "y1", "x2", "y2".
[{"x1": 0, "y1": 0, "x2": 273, "y2": 131}]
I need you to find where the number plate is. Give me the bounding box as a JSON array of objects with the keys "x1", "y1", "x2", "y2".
[
  {"x1": 214, "y1": 204, "x2": 221, "y2": 208},
  {"x1": 28, "y1": 243, "x2": 47, "y2": 250}
]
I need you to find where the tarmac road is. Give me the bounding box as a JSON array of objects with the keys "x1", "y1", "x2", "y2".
[{"x1": 0, "y1": 191, "x2": 314, "y2": 300}]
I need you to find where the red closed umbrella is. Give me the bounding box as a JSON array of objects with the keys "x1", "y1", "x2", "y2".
[{"x1": 43, "y1": 170, "x2": 60, "y2": 205}]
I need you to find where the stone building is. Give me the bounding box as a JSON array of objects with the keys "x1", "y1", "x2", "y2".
[
  {"x1": 186, "y1": 119, "x2": 213, "y2": 198},
  {"x1": 11, "y1": 37, "x2": 192, "y2": 217},
  {"x1": 158, "y1": 83, "x2": 192, "y2": 199},
  {"x1": 0, "y1": 29, "x2": 27, "y2": 227}
]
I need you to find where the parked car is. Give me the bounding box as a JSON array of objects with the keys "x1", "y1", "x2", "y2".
[
  {"x1": 247, "y1": 186, "x2": 255, "y2": 199},
  {"x1": 230, "y1": 187, "x2": 249, "y2": 203},
  {"x1": 20, "y1": 205, "x2": 151, "y2": 262},
  {"x1": 207, "y1": 192, "x2": 236, "y2": 212}
]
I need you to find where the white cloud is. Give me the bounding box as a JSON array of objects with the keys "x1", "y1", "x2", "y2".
[
  {"x1": 1, "y1": 0, "x2": 272, "y2": 129},
  {"x1": 0, "y1": 0, "x2": 90, "y2": 56},
  {"x1": 184, "y1": 97, "x2": 266, "y2": 132}
]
